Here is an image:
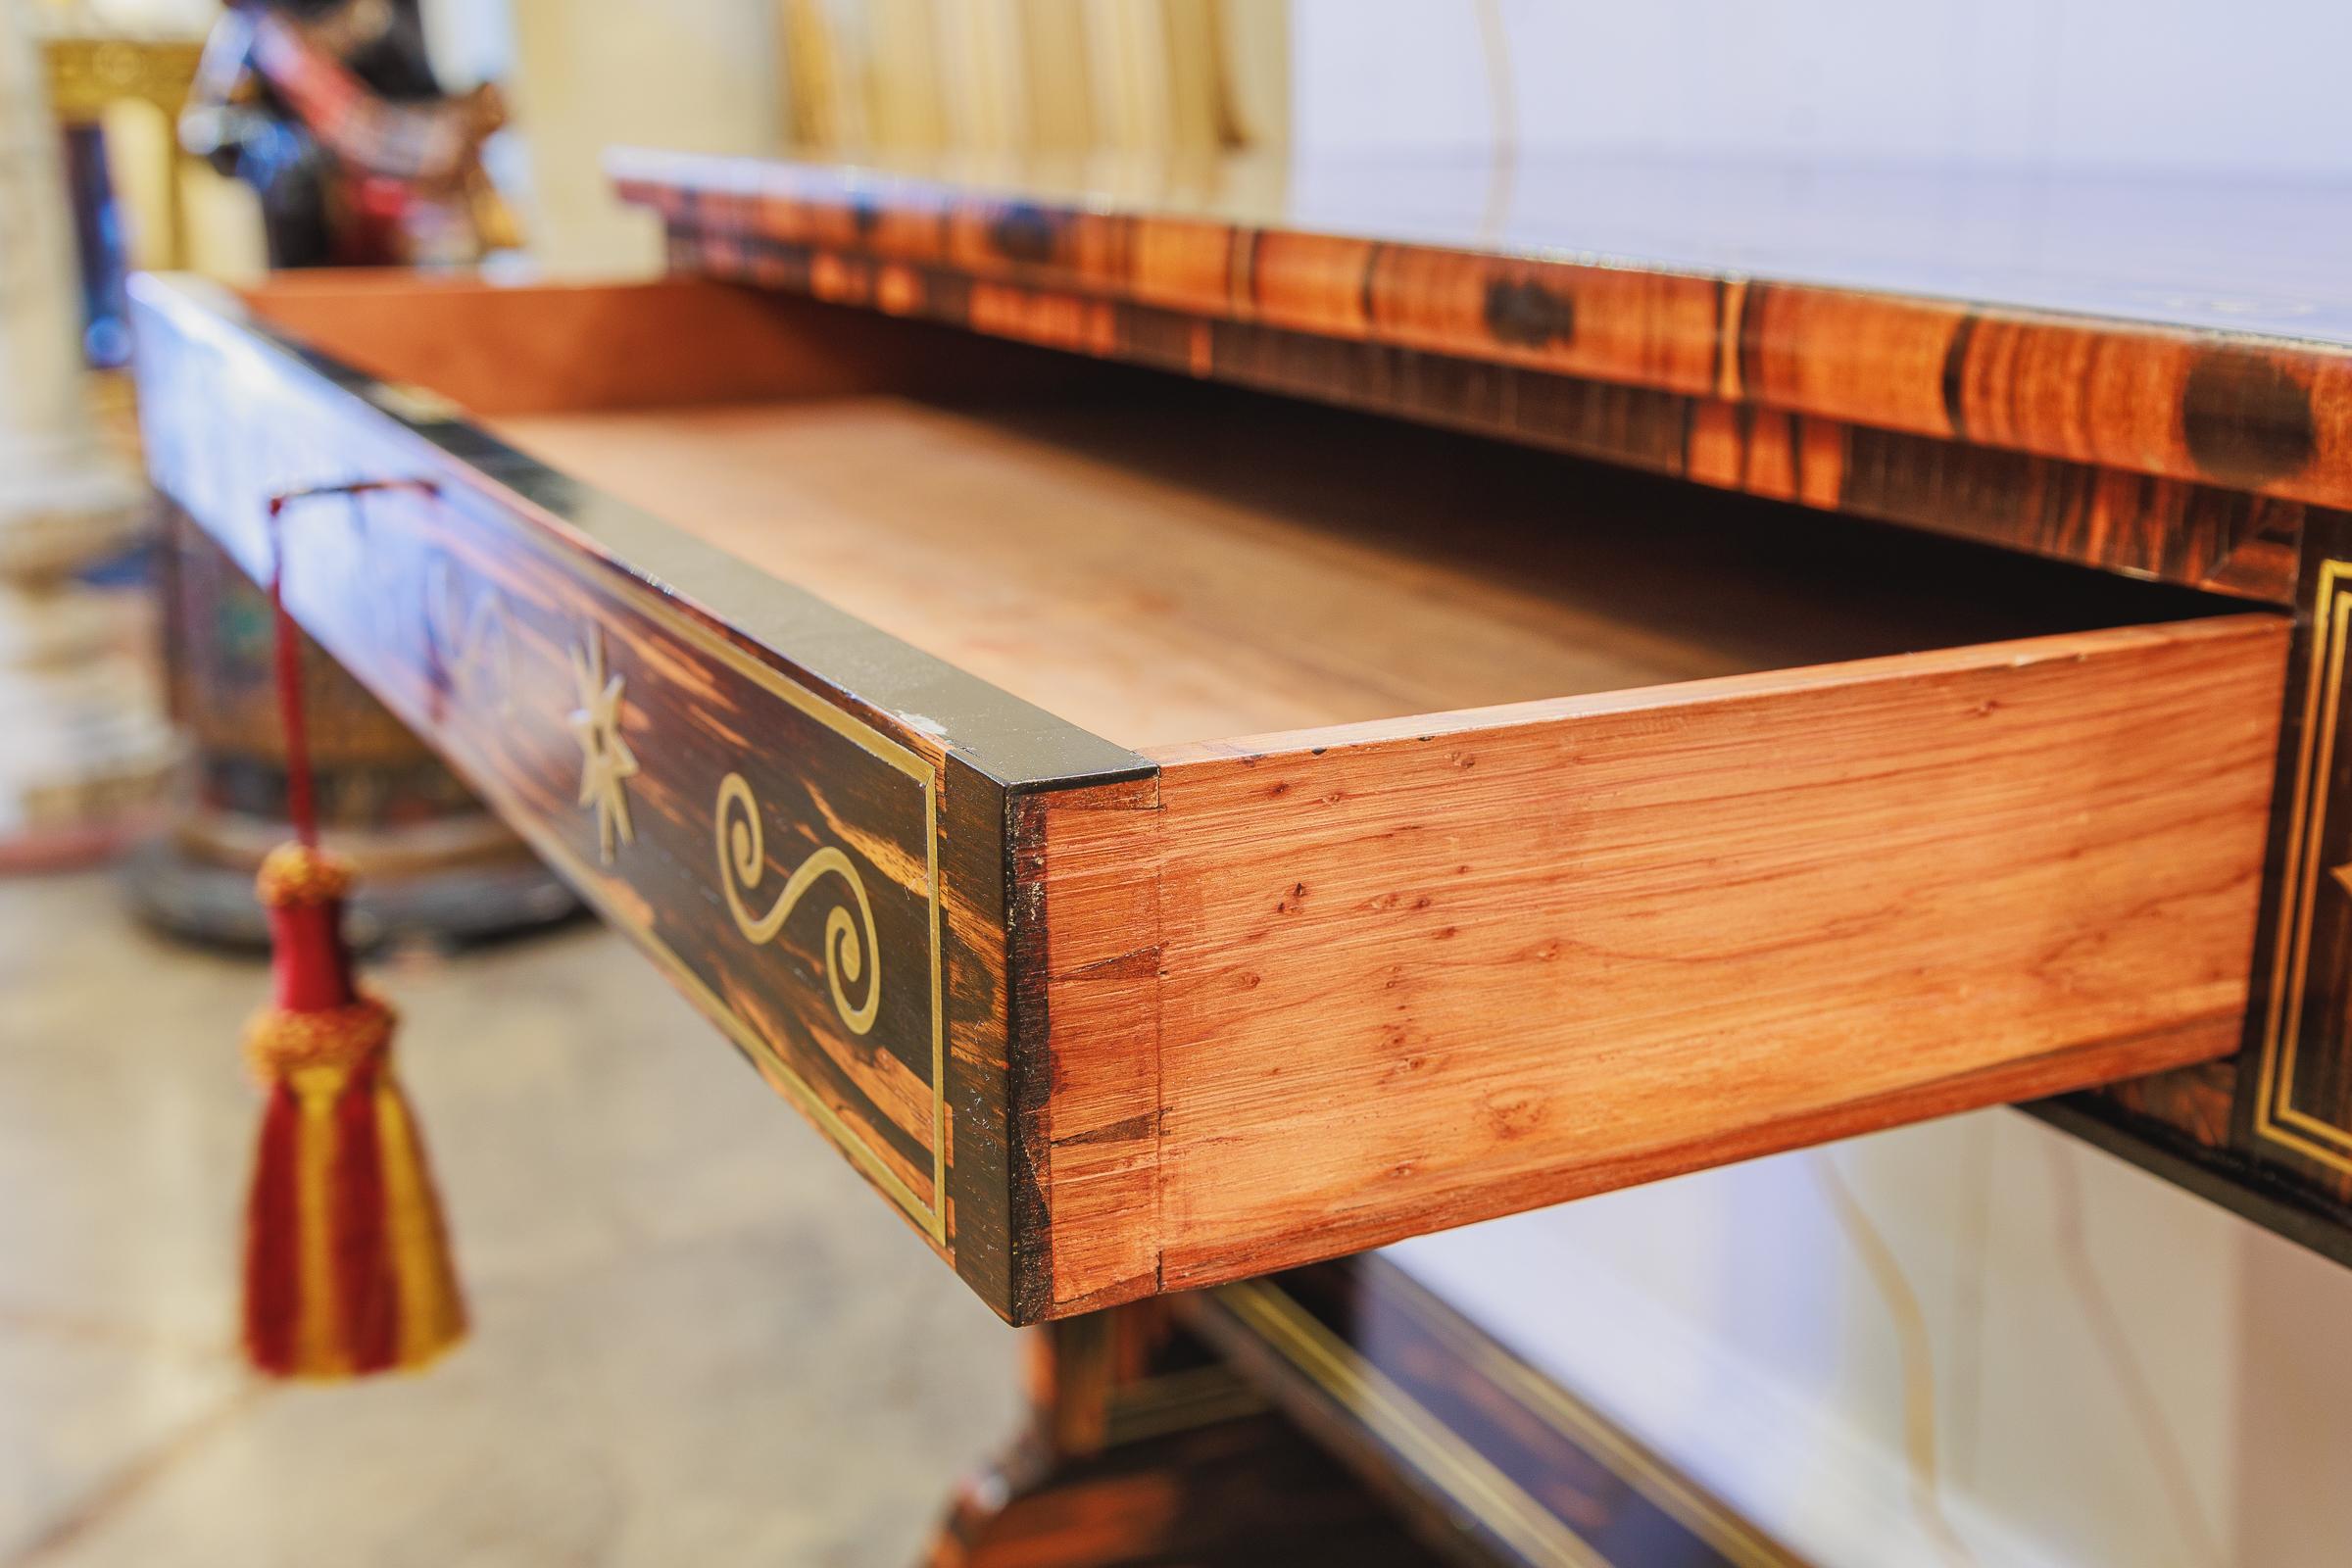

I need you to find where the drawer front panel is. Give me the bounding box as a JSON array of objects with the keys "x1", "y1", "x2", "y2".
[
  {"x1": 133, "y1": 281, "x2": 991, "y2": 1257},
  {"x1": 1025, "y1": 617, "x2": 2288, "y2": 1311}
]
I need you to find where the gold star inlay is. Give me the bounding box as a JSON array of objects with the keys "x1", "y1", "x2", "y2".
[{"x1": 566, "y1": 627, "x2": 639, "y2": 864}]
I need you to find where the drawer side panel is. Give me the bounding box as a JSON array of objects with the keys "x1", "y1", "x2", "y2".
[{"x1": 131, "y1": 274, "x2": 1149, "y2": 1318}]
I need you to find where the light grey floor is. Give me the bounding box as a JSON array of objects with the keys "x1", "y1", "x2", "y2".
[{"x1": 0, "y1": 871, "x2": 1023, "y2": 1568}]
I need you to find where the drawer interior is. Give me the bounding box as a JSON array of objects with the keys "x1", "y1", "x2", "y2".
[
  {"x1": 247, "y1": 274, "x2": 2231, "y2": 757},
  {"x1": 487, "y1": 395, "x2": 2231, "y2": 752},
  {"x1": 491, "y1": 394, "x2": 2220, "y2": 757}
]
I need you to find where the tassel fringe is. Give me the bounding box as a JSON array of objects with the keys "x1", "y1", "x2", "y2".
[
  {"x1": 241, "y1": 1044, "x2": 467, "y2": 1378},
  {"x1": 239, "y1": 843, "x2": 466, "y2": 1380}
]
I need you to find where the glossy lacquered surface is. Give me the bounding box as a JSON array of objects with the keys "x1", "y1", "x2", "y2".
[
  {"x1": 617, "y1": 147, "x2": 2352, "y2": 348},
  {"x1": 617, "y1": 147, "x2": 2352, "y2": 601}
]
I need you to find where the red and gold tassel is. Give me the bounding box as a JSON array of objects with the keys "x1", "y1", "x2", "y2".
[
  {"x1": 239, "y1": 483, "x2": 465, "y2": 1378},
  {"x1": 242, "y1": 846, "x2": 466, "y2": 1375}
]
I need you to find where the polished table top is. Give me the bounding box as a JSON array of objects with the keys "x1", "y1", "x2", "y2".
[
  {"x1": 612, "y1": 145, "x2": 2352, "y2": 350},
  {"x1": 615, "y1": 146, "x2": 2352, "y2": 599}
]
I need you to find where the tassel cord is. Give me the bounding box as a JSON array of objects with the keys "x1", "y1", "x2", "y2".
[{"x1": 264, "y1": 478, "x2": 439, "y2": 849}]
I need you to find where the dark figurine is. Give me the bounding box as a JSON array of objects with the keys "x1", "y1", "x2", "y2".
[{"x1": 180, "y1": 0, "x2": 516, "y2": 268}]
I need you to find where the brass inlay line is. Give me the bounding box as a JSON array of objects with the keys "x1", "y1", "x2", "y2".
[
  {"x1": 478, "y1": 792, "x2": 941, "y2": 1231},
  {"x1": 717, "y1": 771, "x2": 882, "y2": 1036},
  {"x1": 1375, "y1": 1265, "x2": 1800, "y2": 1568},
  {"x1": 1217, "y1": 1279, "x2": 1608, "y2": 1568},
  {"x1": 2254, "y1": 560, "x2": 2352, "y2": 1173}
]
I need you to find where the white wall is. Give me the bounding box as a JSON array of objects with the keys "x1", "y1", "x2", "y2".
[
  {"x1": 1292, "y1": 14, "x2": 2352, "y2": 1562},
  {"x1": 1396, "y1": 1108, "x2": 2352, "y2": 1568},
  {"x1": 1295, "y1": 0, "x2": 2352, "y2": 176},
  {"x1": 500, "y1": 0, "x2": 779, "y2": 274}
]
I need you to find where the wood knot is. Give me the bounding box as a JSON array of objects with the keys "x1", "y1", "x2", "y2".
[
  {"x1": 1484, "y1": 277, "x2": 1576, "y2": 349},
  {"x1": 987, "y1": 204, "x2": 1063, "y2": 265},
  {"x1": 2181, "y1": 349, "x2": 2315, "y2": 487}
]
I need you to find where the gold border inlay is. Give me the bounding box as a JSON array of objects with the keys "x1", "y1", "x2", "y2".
[
  {"x1": 2253, "y1": 559, "x2": 2352, "y2": 1173},
  {"x1": 1218, "y1": 1280, "x2": 1608, "y2": 1568},
  {"x1": 1370, "y1": 1264, "x2": 1799, "y2": 1568},
  {"x1": 163, "y1": 273, "x2": 997, "y2": 1249}
]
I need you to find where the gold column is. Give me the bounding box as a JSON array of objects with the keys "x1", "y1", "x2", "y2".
[{"x1": 0, "y1": 0, "x2": 173, "y2": 864}]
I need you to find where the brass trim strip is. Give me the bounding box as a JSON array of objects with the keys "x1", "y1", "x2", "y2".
[
  {"x1": 1217, "y1": 1279, "x2": 1608, "y2": 1568},
  {"x1": 1371, "y1": 1264, "x2": 1801, "y2": 1568},
  {"x1": 2253, "y1": 560, "x2": 2352, "y2": 1173}
]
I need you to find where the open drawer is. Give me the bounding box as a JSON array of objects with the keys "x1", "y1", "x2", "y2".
[{"x1": 132, "y1": 271, "x2": 2287, "y2": 1323}]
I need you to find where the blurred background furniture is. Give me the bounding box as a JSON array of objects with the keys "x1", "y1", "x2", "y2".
[
  {"x1": 0, "y1": 0, "x2": 172, "y2": 869},
  {"x1": 75, "y1": 0, "x2": 570, "y2": 943},
  {"x1": 175, "y1": 0, "x2": 514, "y2": 270},
  {"x1": 41, "y1": 27, "x2": 205, "y2": 363}
]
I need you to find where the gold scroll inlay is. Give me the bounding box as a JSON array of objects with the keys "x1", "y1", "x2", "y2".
[{"x1": 716, "y1": 772, "x2": 882, "y2": 1036}]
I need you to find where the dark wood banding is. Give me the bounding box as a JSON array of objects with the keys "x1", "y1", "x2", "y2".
[
  {"x1": 1181, "y1": 1256, "x2": 1809, "y2": 1568},
  {"x1": 612, "y1": 150, "x2": 2352, "y2": 603}
]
